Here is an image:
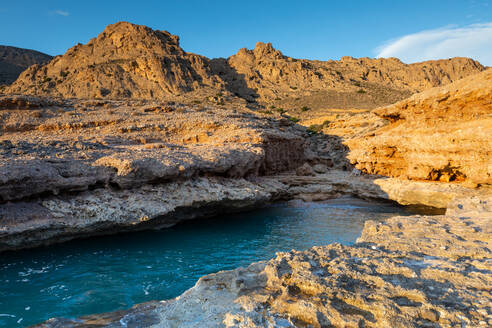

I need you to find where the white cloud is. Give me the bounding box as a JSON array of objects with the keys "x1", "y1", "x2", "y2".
[
  {"x1": 376, "y1": 23, "x2": 492, "y2": 66},
  {"x1": 54, "y1": 10, "x2": 70, "y2": 16}
]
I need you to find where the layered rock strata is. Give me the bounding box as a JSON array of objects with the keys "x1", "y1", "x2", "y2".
[
  {"x1": 35, "y1": 195, "x2": 492, "y2": 327},
  {"x1": 309, "y1": 68, "x2": 492, "y2": 186},
  {"x1": 0, "y1": 96, "x2": 311, "y2": 251}
]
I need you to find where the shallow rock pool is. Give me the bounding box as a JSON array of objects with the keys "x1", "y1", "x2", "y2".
[{"x1": 0, "y1": 197, "x2": 425, "y2": 327}]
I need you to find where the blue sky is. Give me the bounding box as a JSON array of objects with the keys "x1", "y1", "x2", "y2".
[{"x1": 1, "y1": 0, "x2": 491, "y2": 65}]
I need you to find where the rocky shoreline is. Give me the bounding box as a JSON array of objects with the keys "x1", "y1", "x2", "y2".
[
  {"x1": 1, "y1": 21, "x2": 490, "y2": 328},
  {"x1": 34, "y1": 194, "x2": 492, "y2": 327}
]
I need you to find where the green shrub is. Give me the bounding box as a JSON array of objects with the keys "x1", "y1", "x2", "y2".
[
  {"x1": 301, "y1": 106, "x2": 310, "y2": 112},
  {"x1": 308, "y1": 124, "x2": 323, "y2": 133},
  {"x1": 357, "y1": 89, "x2": 366, "y2": 94},
  {"x1": 288, "y1": 116, "x2": 300, "y2": 123},
  {"x1": 307, "y1": 120, "x2": 330, "y2": 134},
  {"x1": 59, "y1": 71, "x2": 69, "y2": 78}
]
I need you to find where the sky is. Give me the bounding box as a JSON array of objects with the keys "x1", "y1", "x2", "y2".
[{"x1": 1, "y1": 0, "x2": 491, "y2": 65}]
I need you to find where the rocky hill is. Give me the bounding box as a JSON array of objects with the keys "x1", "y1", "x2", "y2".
[
  {"x1": 5, "y1": 22, "x2": 486, "y2": 109},
  {"x1": 5, "y1": 22, "x2": 224, "y2": 99},
  {"x1": 223, "y1": 42, "x2": 485, "y2": 109},
  {"x1": 0, "y1": 45, "x2": 52, "y2": 84}
]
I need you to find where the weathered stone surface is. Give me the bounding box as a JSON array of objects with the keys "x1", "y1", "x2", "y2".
[
  {"x1": 274, "y1": 170, "x2": 487, "y2": 208},
  {"x1": 35, "y1": 196, "x2": 492, "y2": 328},
  {"x1": 343, "y1": 69, "x2": 492, "y2": 185},
  {"x1": 0, "y1": 98, "x2": 306, "y2": 202},
  {"x1": 6, "y1": 167, "x2": 485, "y2": 251},
  {"x1": 0, "y1": 177, "x2": 284, "y2": 251}
]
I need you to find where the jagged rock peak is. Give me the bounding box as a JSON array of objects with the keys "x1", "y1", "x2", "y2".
[
  {"x1": 65, "y1": 21, "x2": 184, "y2": 60},
  {"x1": 234, "y1": 42, "x2": 284, "y2": 60},
  {"x1": 253, "y1": 42, "x2": 284, "y2": 58}
]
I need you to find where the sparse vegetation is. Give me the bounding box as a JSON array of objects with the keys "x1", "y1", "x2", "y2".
[
  {"x1": 275, "y1": 108, "x2": 286, "y2": 114},
  {"x1": 259, "y1": 110, "x2": 273, "y2": 115},
  {"x1": 42, "y1": 77, "x2": 52, "y2": 83},
  {"x1": 60, "y1": 71, "x2": 69, "y2": 78},
  {"x1": 288, "y1": 116, "x2": 300, "y2": 123},
  {"x1": 357, "y1": 89, "x2": 366, "y2": 94},
  {"x1": 307, "y1": 120, "x2": 330, "y2": 134},
  {"x1": 301, "y1": 106, "x2": 310, "y2": 112},
  {"x1": 192, "y1": 100, "x2": 201, "y2": 104}
]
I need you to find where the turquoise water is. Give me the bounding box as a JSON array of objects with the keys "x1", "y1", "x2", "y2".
[{"x1": 0, "y1": 197, "x2": 419, "y2": 327}]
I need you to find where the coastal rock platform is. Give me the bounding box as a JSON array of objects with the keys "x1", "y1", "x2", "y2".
[{"x1": 35, "y1": 195, "x2": 492, "y2": 327}]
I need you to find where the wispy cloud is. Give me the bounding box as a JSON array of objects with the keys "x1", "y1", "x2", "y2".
[
  {"x1": 54, "y1": 10, "x2": 70, "y2": 16},
  {"x1": 376, "y1": 23, "x2": 492, "y2": 66}
]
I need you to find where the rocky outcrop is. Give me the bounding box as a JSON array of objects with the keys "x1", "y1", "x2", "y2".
[
  {"x1": 0, "y1": 45, "x2": 52, "y2": 84},
  {"x1": 5, "y1": 22, "x2": 485, "y2": 110},
  {"x1": 35, "y1": 195, "x2": 492, "y2": 327},
  {"x1": 6, "y1": 22, "x2": 223, "y2": 99},
  {"x1": 342, "y1": 69, "x2": 492, "y2": 186},
  {"x1": 0, "y1": 96, "x2": 312, "y2": 250},
  {"x1": 0, "y1": 177, "x2": 283, "y2": 251}
]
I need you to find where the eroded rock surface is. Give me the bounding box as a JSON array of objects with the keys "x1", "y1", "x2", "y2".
[
  {"x1": 309, "y1": 69, "x2": 492, "y2": 186},
  {"x1": 35, "y1": 195, "x2": 492, "y2": 328},
  {"x1": 0, "y1": 96, "x2": 315, "y2": 250}
]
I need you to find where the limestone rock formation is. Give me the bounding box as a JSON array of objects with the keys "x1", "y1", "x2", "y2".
[
  {"x1": 0, "y1": 96, "x2": 310, "y2": 250},
  {"x1": 0, "y1": 45, "x2": 52, "y2": 85},
  {"x1": 343, "y1": 68, "x2": 492, "y2": 185},
  {"x1": 35, "y1": 195, "x2": 492, "y2": 327}
]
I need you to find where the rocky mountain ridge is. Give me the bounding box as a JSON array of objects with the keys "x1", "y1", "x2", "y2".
[
  {"x1": 5, "y1": 22, "x2": 486, "y2": 109},
  {"x1": 0, "y1": 45, "x2": 52, "y2": 84}
]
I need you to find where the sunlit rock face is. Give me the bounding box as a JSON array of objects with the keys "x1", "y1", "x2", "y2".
[{"x1": 323, "y1": 69, "x2": 492, "y2": 186}]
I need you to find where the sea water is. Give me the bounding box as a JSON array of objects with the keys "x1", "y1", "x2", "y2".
[{"x1": 0, "y1": 197, "x2": 427, "y2": 327}]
